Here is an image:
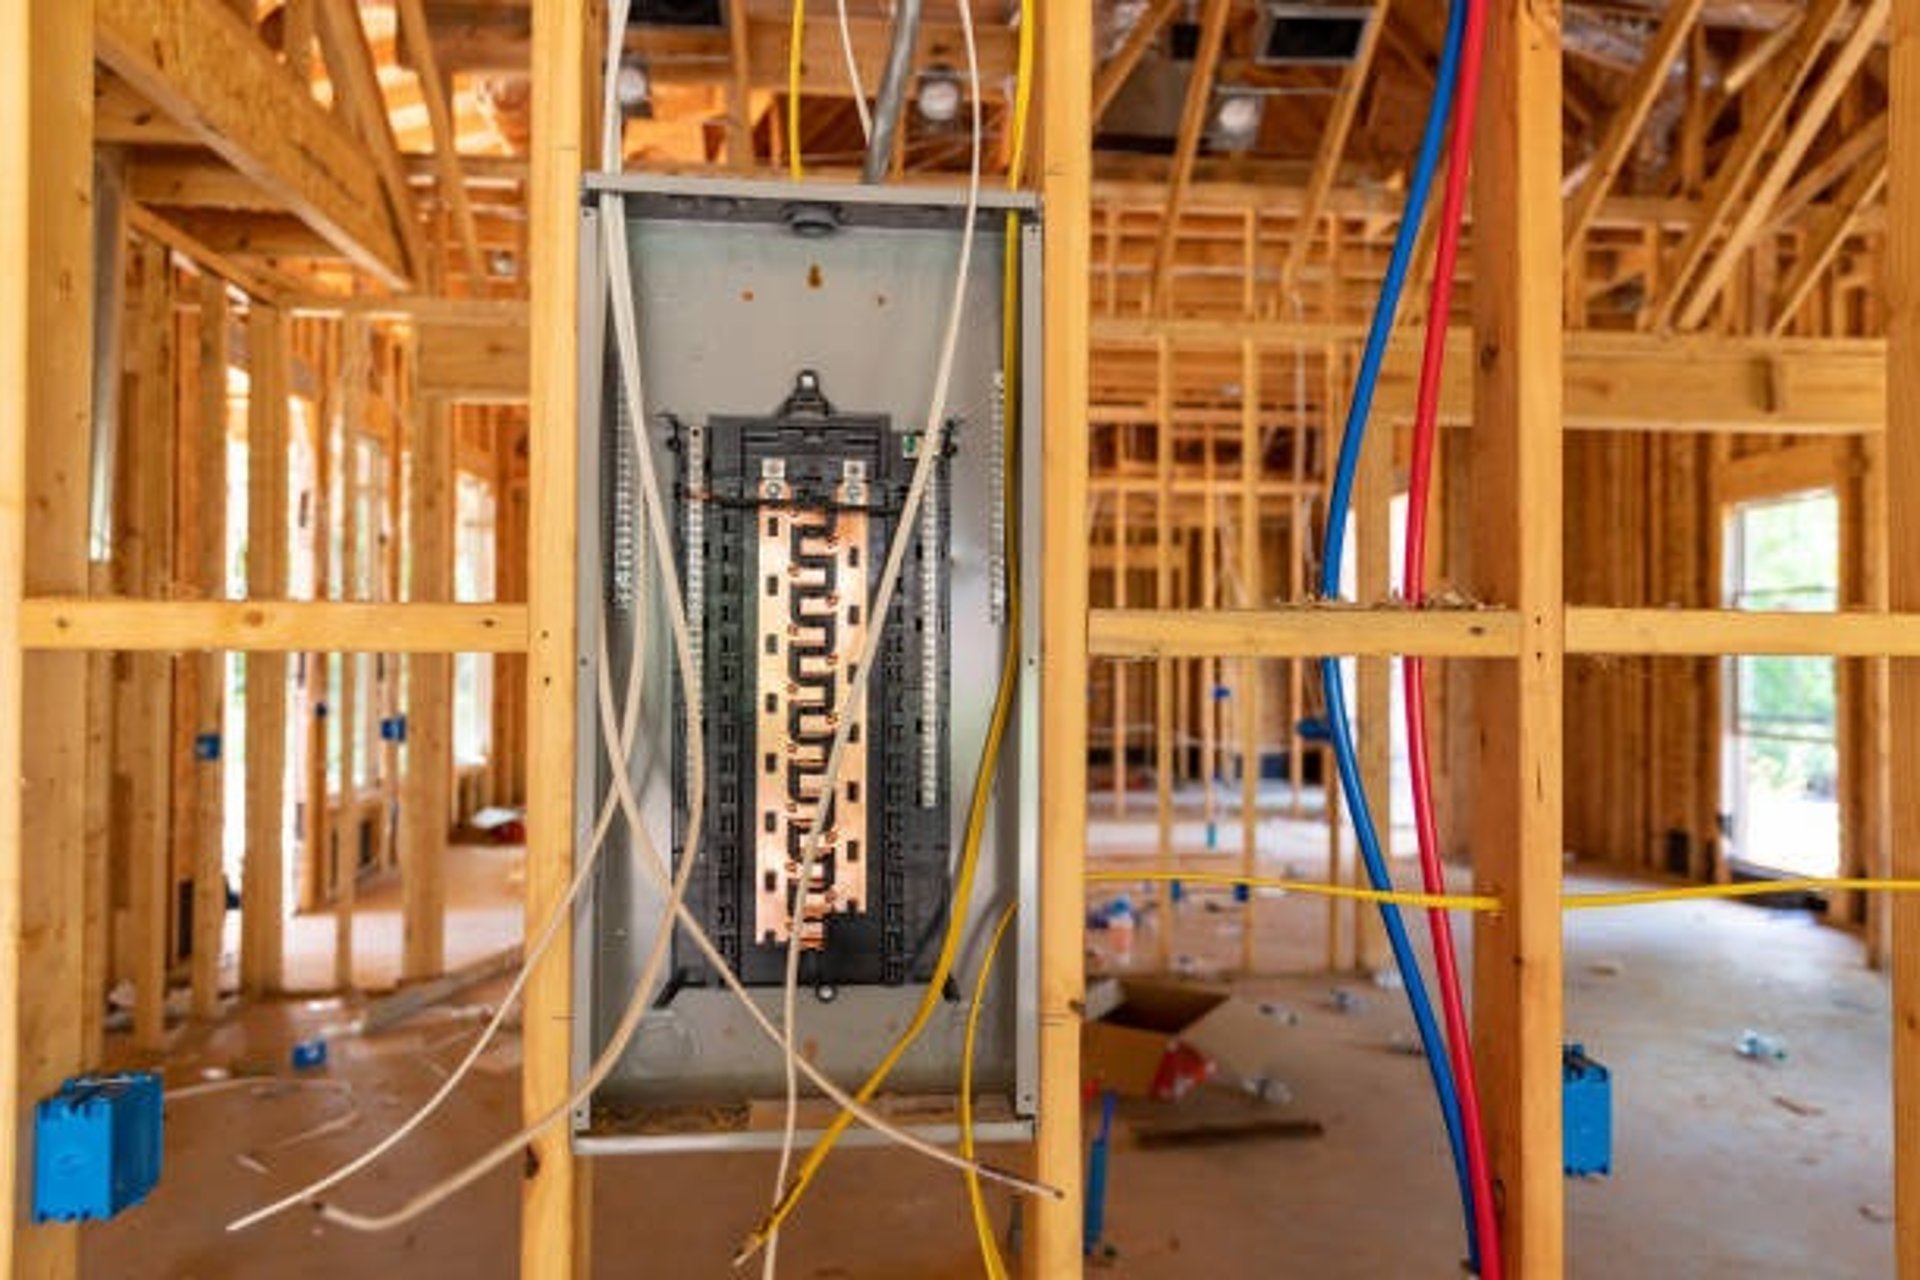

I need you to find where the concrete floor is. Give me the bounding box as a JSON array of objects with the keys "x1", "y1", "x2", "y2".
[{"x1": 84, "y1": 845, "x2": 1896, "y2": 1278}]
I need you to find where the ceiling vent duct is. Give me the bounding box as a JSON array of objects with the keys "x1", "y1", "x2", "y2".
[
  {"x1": 1256, "y1": 3, "x2": 1373, "y2": 66},
  {"x1": 629, "y1": 0, "x2": 723, "y2": 28}
]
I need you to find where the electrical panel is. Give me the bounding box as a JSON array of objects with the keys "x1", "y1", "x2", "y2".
[
  {"x1": 575, "y1": 175, "x2": 1041, "y2": 1152},
  {"x1": 666, "y1": 371, "x2": 953, "y2": 992}
]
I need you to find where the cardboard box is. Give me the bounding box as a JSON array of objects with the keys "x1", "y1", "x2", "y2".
[{"x1": 1082, "y1": 978, "x2": 1284, "y2": 1099}]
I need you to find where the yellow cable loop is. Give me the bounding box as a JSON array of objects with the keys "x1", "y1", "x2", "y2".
[
  {"x1": 788, "y1": 0, "x2": 806, "y2": 179},
  {"x1": 962, "y1": 902, "x2": 1018, "y2": 1280},
  {"x1": 738, "y1": 9, "x2": 1036, "y2": 1262}
]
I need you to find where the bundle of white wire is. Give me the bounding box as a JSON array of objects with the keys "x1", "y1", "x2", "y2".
[
  {"x1": 230, "y1": 0, "x2": 1051, "y2": 1245},
  {"x1": 765, "y1": 3, "x2": 984, "y2": 1270}
]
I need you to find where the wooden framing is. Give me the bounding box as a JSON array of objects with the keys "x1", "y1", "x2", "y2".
[
  {"x1": 1032, "y1": 2, "x2": 1094, "y2": 1273},
  {"x1": 119, "y1": 241, "x2": 177, "y2": 1051},
  {"x1": 1146, "y1": 0, "x2": 1231, "y2": 315},
  {"x1": 522, "y1": 0, "x2": 593, "y2": 1273},
  {"x1": 240, "y1": 302, "x2": 291, "y2": 997},
  {"x1": 1091, "y1": 0, "x2": 1180, "y2": 124},
  {"x1": 1649, "y1": 0, "x2": 1850, "y2": 332},
  {"x1": 401, "y1": 397, "x2": 454, "y2": 980},
  {"x1": 311, "y1": 0, "x2": 430, "y2": 284},
  {"x1": 9, "y1": 6, "x2": 94, "y2": 1277},
  {"x1": 95, "y1": 0, "x2": 411, "y2": 285},
  {"x1": 1278, "y1": 4, "x2": 1386, "y2": 297},
  {"x1": 0, "y1": 5, "x2": 25, "y2": 1263},
  {"x1": 0, "y1": 0, "x2": 1910, "y2": 1275},
  {"x1": 1563, "y1": 0, "x2": 1705, "y2": 253},
  {"x1": 187, "y1": 276, "x2": 230, "y2": 1019},
  {"x1": 1887, "y1": 2, "x2": 1920, "y2": 1269},
  {"x1": 1470, "y1": 0, "x2": 1564, "y2": 1270},
  {"x1": 395, "y1": 0, "x2": 487, "y2": 286},
  {"x1": 1674, "y1": 0, "x2": 1891, "y2": 331}
]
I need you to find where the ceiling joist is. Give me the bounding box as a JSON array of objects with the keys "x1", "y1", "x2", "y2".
[{"x1": 95, "y1": 0, "x2": 411, "y2": 286}]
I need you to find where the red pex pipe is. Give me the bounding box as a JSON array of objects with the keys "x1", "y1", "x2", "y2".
[{"x1": 1403, "y1": 0, "x2": 1501, "y2": 1274}]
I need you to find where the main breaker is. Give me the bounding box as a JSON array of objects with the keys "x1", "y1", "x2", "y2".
[{"x1": 574, "y1": 175, "x2": 1041, "y2": 1151}]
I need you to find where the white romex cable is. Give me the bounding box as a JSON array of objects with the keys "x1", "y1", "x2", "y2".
[{"x1": 767, "y1": 0, "x2": 987, "y2": 1263}]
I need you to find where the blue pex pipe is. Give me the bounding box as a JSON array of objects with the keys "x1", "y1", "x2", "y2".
[{"x1": 1314, "y1": 0, "x2": 1481, "y2": 1267}]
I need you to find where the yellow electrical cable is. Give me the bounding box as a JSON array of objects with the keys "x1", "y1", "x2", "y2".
[
  {"x1": 788, "y1": 0, "x2": 806, "y2": 179},
  {"x1": 961, "y1": 902, "x2": 1018, "y2": 1280},
  {"x1": 1004, "y1": 0, "x2": 1035, "y2": 191},
  {"x1": 1087, "y1": 869, "x2": 1497, "y2": 912},
  {"x1": 738, "y1": 8, "x2": 1034, "y2": 1261},
  {"x1": 1084, "y1": 871, "x2": 1920, "y2": 914},
  {"x1": 1563, "y1": 877, "x2": 1920, "y2": 910}
]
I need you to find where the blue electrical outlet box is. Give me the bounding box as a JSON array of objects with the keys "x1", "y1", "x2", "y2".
[
  {"x1": 1562, "y1": 1043, "x2": 1611, "y2": 1177},
  {"x1": 32, "y1": 1072, "x2": 163, "y2": 1222}
]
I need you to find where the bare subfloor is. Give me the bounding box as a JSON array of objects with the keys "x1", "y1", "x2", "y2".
[{"x1": 85, "y1": 847, "x2": 1894, "y2": 1278}]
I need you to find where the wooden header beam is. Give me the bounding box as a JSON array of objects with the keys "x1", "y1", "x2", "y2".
[
  {"x1": 1091, "y1": 319, "x2": 1886, "y2": 434},
  {"x1": 96, "y1": 0, "x2": 411, "y2": 286}
]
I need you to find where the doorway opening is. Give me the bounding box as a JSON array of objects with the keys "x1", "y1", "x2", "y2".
[{"x1": 1723, "y1": 488, "x2": 1840, "y2": 878}]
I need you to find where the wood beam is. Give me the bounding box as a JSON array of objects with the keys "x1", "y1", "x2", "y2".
[
  {"x1": 1884, "y1": 4, "x2": 1920, "y2": 1269},
  {"x1": 1568, "y1": 607, "x2": 1920, "y2": 656},
  {"x1": 396, "y1": 0, "x2": 487, "y2": 285},
  {"x1": 1092, "y1": 319, "x2": 1887, "y2": 434},
  {"x1": 333, "y1": 318, "x2": 370, "y2": 991},
  {"x1": 418, "y1": 322, "x2": 531, "y2": 399},
  {"x1": 401, "y1": 398, "x2": 453, "y2": 980},
  {"x1": 1650, "y1": 0, "x2": 1851, "y2": 330},
  {"x1": 124, "y1": 204, "x2": 296, "y2": 307},
  {"x1": 1031, "y1": 0, "x2": 1093, "y2": 1273},
  {"x1": 22, "y1": 599, "x2": 528, "y2": 653},
  {"x1": 95, "y1": 0, "x2": 410, "y2": 285},
  {"x1": 437, "y1": 13, "x2": 1017, "y2": 89},
  {"x1": 120, "y1": 242, "x2": 177, "y2": 1051},
  {"x1": 1722, "y1": 11, "x2": 1803, "y2": 94},
  {"x1": 1353, "y1": 326, "x2": 1391, "y2": 972},
  {"x1": 1564, "y1": 0, "x2": 1704, "y2": 252},
  {"x1": 1090, "y1": 607, "x2": 1522, "y2": 658},
  {"x1": 96, "y1": 71, "x2": 200, "y2": 146},
  {"x1": 523, "y1": 0, "x2": 591, "y2": 1271},
  {"x1": 1092, "y1": 0, "x2": 1181, "y2": 122},
  {"x1": 240, "y1": 303, "x2": 290, "y2": 997},
  {"x1": 1472, "y1": 0, "x2": 1564, "y2": 1270},
  {"x1": 1675, "y1": 0, "x2": 1890, "y2": 331},
  {"x1": 1147, "y1": 0, "x2": 1232, "y2": 314},
  {"x1": 1279, "y1": 4, "x2": 1386, "y2": 294},
  {"x1": 5, "y1": 5, "x2": 93, "y2": 1275},
  {"x1": 1772, "y1": 145, "x2": 1890, "y2": 334},
  {"x1": 1772, "y1": 110, "x2": 1888, "y2": 227},
  {"x1": 0, "y1": 7, "x2": 21, "y2": 1255},
  {"x1": 128, "y1": 153, "x2": 288, "y2": 212},
  {"x1": 160, "y1": 210, "x2": 340, "y2": 259},
  {"x1": 725, "y1": 0, "x2": 754, "y2": 170},
  {"x1": 186, "y1": 277, "x2": 230, "y2": 1020},
  {"x1": 312, "y1": 0, "x2": 431, "y2": 285}
]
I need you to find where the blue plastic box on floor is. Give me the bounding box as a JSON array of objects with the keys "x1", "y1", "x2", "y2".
[
  {"x1": 32, "y1": 1072, "x2": 164, "y2": 1223},
  {"x1": 1562, "y1": 1043, "x2": 1613, "y2": 1178}
]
